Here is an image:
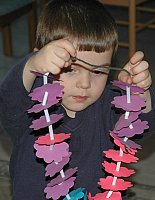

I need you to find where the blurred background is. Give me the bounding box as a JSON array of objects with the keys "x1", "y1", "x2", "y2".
[{"x1": 0, "y1": 0, "x2": 155, "y2": 199}]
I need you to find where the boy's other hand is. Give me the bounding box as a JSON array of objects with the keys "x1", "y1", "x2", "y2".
[
  {"x1": 118, "y1": 51, "x2": 152, "y2": 91},
  {"x1": 118, "y1": 51, "x2": 152, "y2": 113}
]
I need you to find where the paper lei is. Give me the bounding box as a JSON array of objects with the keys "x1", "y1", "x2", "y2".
[{"x1": 28, "y1": 74, "x2": 148, "y2": 199}]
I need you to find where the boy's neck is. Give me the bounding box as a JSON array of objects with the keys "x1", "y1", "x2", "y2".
[{"x1": 62, "y1": 105, "x2": 76, "y2": 118}]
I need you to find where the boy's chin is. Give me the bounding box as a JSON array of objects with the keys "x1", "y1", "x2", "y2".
[{"x1": 64, "y1": 103, "x2": 90, "y2": 112}]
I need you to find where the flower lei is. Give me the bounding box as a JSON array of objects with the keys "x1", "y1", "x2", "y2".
[{"x1": 28, "y1": 73, "x2": 148, "y2": 200}]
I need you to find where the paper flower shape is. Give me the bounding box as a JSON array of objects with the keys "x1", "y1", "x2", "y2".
[
  {"x1": 115, "y1": 111, "x2": 141, "y2": 131},
  {"x1": 110, "y1": 134, "x2": 137, "y2": 155},
  {"x1": 44, "y1": 177, "x2": 76, "y2": 200},
  {"x1": 28, "y1": 78, "x2": 148, "y2": 199},
  {"x1": 111, "y1": 80, "x2": 144, "y2": 94},
  {"x1": 47, "y1": 168, "x2": 78, "y2": 187},
  {"x1": 29, "y1": 83, "x2": 64, "y2": 102},
  {"x1": 34, "y1": 142, "x2": 70, "y2": 163},
  {"x1": 88, "y1": 191, "x2": 122, "y2": 200},
  {"x1": 98, "y1": 176, "x2": 133, "y2": 191},
  {"x1": 45, "y1": 154, "x2": 71, "y2": 177},
  {"x1": 28, "y1": 83, "x2": 64, "y2": 113},
  {"x1": 110, "y1": 132, "x2": 142, "y2": 150},
  {"x1": 35, "y1": 133, "x2": 71, "y2": 145},
  {"x1": 103, "y1": 161, "x2": 135, "y2": 177},
  {"x1": 111, "y1": 95, "x2": 146, "y2": 111},
  {"x1": 63, "y1": 188, "x2": 86, "y2": 200},
  {"x1": 28, "y1": 102, "x2": 57, "y2": 113},
  {"x1": 114, "y1": 119, "x2": 149, "y2": 138},
  {"x1": 103, "y1": 149, "x2": 139, "y2": 163},
  {"x1": 30, "y1": 114, "x2": 63, "y2": 130}
]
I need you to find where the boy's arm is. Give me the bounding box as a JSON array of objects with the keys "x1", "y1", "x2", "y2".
[
  {"x1": 0, "y1": 39, "x2": 76, "y2": 140},
  {"x1": 118, "y1": 51, "x2": 152, "y2": 113},
  {"x1": 0, "y1": 54, "x2": 38, "y2": 141}
]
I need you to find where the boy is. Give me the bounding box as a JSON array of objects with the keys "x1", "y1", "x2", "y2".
[{"x1": 0, "y1": 0, "x2": 155, "y2": 199}]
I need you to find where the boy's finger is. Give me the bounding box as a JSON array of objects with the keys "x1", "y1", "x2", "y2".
[
  {"x1": 118, "y1": 71, "x2": 132, "y2": 84},
  {"x1": 129, "y1": 51, "x2": 144, "y2": 65},
  {"x1": 56, "y1": 39, "x2": 76, "y2": 57},
  {"x1": 118, "y1": 51, "x2": 145, "y2": 84}
]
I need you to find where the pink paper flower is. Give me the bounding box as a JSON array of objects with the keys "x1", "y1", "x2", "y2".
[
  {"x1": 110, "y1": 134, "x2": 137, "y2": 155},
  {"x1": 88, "y1": 191, "x2": 122, "y2": 200},
  {"x1": 103, "y1": 149, "x2": 139, "y2": 163},
  {"x1": 35, "y1": 133, "x2": 71, "y2": 145},
  {"x1": 34, "y1": 142, "x2": 70, "y2": 163},
  {"x1": 98, "y1": 176, "x2": 133, "y2": 191},
  {"x1": 103, "y1": 161, "x2": 135, "y2": 177}
]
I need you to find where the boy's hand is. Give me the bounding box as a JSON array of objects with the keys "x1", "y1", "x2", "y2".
[
  {"x1": 23, "y1": 39, "x2": 76, "y2": 91},
  {"x1": 28, "y1": 39, "x2": 76, "y2": 74},
  {"x1": 118, "y1": 51, "x2": 152, "y2": 112}
]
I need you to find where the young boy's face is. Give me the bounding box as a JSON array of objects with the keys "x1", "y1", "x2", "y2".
[{"x1": 59, "y1": 49, "x2": 113, "y2": 118}]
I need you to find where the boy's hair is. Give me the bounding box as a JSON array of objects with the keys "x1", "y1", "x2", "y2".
[{"x1": 36, "y1": 0, "x2": 118, "y2": 53}]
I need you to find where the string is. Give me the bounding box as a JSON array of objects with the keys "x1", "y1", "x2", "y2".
[{"x1": 71, "y1": 57, "x2": 131, "y2": 76}]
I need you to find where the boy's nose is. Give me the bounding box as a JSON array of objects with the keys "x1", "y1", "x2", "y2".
[{"x1": 76, "y1": 73, "x2": 91, "y2": 89}]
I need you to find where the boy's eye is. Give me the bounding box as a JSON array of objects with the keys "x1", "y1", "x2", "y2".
[
  {"x1": 61, "y1": 66, "x2": 76, "y2": 73},
  {"x1": 92, "y1": 70, "x2": 109, "y2": 75}
]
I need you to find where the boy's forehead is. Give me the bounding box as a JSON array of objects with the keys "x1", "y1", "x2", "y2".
[{"x1": 75, "y1": 49, "x2": 113, "y2": 66}]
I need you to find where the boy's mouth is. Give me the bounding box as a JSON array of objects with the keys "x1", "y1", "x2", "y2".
[{"x1": 72, "y1": 95, "x2": 88, "y2": 102}]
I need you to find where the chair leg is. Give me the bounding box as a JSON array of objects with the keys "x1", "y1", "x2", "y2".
[
  {"x1": 2, "y1": 25, "x2": 12, "y2": 56},
  {"x1": 129, "y1": 0, "x2": 136, "y2": 58},
  {"x1": 39, "y1": 0, "x2": 47, "y2": 10},
  {"x1": 28, "y1": 3, "x2": 37, "y2": 52}
]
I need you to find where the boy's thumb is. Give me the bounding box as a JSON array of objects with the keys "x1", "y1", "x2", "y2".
[{"x1": 118, "y1": 70, "x2": 132, "y2": 84}]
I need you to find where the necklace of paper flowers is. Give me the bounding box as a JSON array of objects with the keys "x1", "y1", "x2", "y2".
[{"x1": 28, "y1": 72, "x2": 148, "y2": 200}]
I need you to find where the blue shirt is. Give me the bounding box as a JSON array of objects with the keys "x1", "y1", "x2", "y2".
[{"x1": 1, "y1": 55, "x2": 155, "y2": 200}]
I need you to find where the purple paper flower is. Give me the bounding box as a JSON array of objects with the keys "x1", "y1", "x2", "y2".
[
  {"x1": 110, "y1": 131, "x2": 142, "y2": 150},
  {"x1": 28, "y1": 100, "x2": 60, "y2": 113},
  {"x1": 114, "y1": 119, "x2": 149, "y2": 138},
  {"x1": 48, "y1": 167, "x2": 78, "y2": 187},
  {"x1": 111, "y1": 81, "x2": 144, "y2": 94},
  {"x1": 45, "y1": 154, "x2": 71, "y2": 177},
  {"x1": 28, "y1": 83, "x2": 64, "y2": 113},
  {"x1": 115, "y1": 111, "x2": 141, "y2": 131},
  {"x1": 30, "y1": 114, "x2": 63, "y2": 130},
  {"x1": 34, "y1": 142, "x2": 70, "y2": 163},
  {"x1": 112, "y1": 95, "x2": 146, "y2": 111},
  {"x1": 44, "y1": 177, "x2": 76, "y2": 200},
  {"x1": 29, "y1": 83, "x2": 64, "y2": 102}
]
